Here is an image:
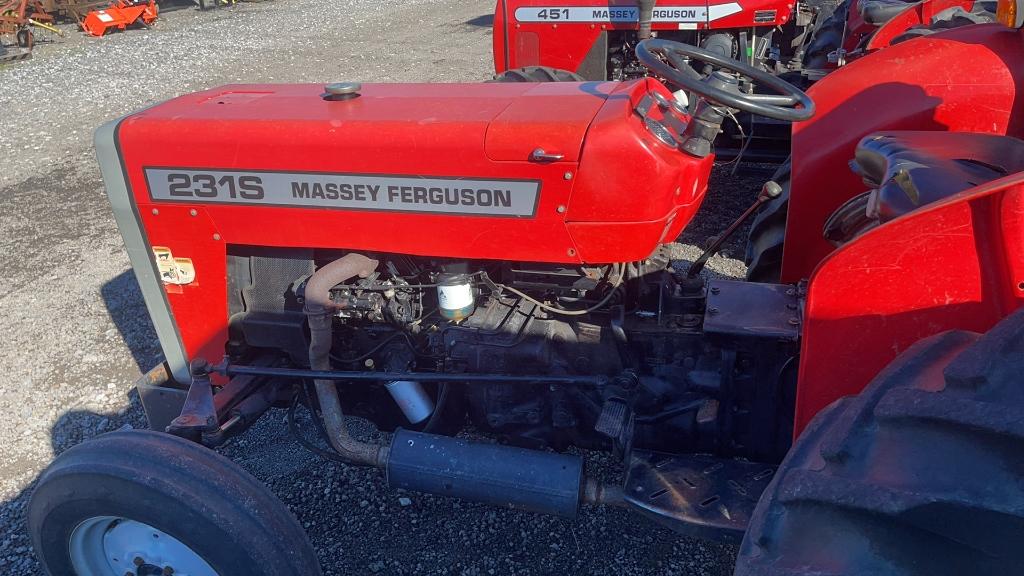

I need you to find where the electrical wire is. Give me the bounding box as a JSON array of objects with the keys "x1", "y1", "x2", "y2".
[
  {"x1": 714, "y1": 107, "x2": 751, "y2": 174},
  {"x1": 492, "y1": 263, "x2": 626, "y2": 316}
]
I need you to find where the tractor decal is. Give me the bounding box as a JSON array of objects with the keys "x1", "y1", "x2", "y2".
[
  {"x1": 514, "y1": 4, "x2": 743, "y2": 23},
  {"x1": 144, "y1": 168, "x2": 542, "y2": 217}
]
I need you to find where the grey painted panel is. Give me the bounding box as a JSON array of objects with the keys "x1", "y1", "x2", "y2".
[{"x1": 95, "y1": 118, "x2": 192, "y2": 385}]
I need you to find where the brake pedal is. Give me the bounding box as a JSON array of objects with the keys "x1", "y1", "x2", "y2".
[{"x1": 595, "y1": 398, "x2": 629, "y2": 439}]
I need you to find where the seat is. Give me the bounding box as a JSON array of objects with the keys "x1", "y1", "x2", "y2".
[
  {"x1": 854, "y1": 131, "x2": 1024, "y2": 221},
  {"x1": 859, "y1": 0, "x2": 920, "y2": 25},
  {"x1": 824, "y1": 131, "x2": 1024, "y2": 245}
]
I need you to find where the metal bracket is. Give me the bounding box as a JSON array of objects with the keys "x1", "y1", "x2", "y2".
[{"x1": 166, "y1": 360, "x2": 219, "y2": 443}]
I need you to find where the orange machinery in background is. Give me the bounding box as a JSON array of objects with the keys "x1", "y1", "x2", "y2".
[{"x1": 81, "y1": 0, "x2": 156, "y2": 37}]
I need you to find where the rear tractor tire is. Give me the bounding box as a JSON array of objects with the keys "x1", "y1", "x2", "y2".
[
  {"x1": 744, "y1": 157, "x2": 790, "y2": 282},
  {"x1": 736, "y1": 308, "x2": 1024, "y2": 575},
  {"x1": 28, "y1": 430, "x2": 322, "y2": 576},
  {"x1": 491, "y1": 66, "x2": 585, "y2": 83}
]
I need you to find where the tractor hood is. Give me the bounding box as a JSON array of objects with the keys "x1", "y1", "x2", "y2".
[
  {"x1": 131, "y1": 82, "x2": 606, "y2": 165},
  {"x1": 108, "y1": 80, "x2": 712, "y2": 268}
]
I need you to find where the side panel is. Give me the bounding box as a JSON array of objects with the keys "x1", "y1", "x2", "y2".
[
  {"x1": 781, "y1": 24, "x2": 1024, "y2": 283},
  {"x1": 794, "y1": 176, "x2": 1024, "y2": 435}
]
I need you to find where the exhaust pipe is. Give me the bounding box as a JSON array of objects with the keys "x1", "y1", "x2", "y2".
[{"x1": 637, "y1": 0, "x2": 656, "y2": 40}]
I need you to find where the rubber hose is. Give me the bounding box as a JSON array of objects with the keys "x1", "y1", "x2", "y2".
[{"x1": 304, "y1": 253, "x2": 389, "y2": 468}]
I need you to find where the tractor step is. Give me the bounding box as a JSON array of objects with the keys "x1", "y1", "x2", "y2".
[{"x1": 622, "y1": 451, "x2": 777, "y2": 543}]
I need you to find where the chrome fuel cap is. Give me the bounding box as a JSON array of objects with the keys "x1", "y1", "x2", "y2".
[{"x1": 323, "y1": 82, "x2": 362, "y2": 100}]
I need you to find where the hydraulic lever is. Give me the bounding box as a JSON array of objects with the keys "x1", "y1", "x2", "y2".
[{"x1": 686, "y1": 180, "x2": 783, "y2": 278}]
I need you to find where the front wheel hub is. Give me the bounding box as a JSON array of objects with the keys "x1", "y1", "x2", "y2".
[{"x1": 69, "y1": 516, "x2": 217, "y2": 576}]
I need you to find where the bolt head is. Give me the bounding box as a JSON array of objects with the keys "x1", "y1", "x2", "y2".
[
  {"x1": 556, "y1": 205, "x2": 566, "y2": 213},
  {"x1": 563, "y1": 171, "x2": 573, "y2": 180}
]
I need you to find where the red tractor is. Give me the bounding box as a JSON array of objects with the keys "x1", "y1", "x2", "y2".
[
  {"x1": 25, "y1": 4, "x2": 1024, "y2": 575},
  {"x1": 493, "y1": 0, "x2": 997, "y2": 80},
  {"x1": 493, "y1": 0, "x2": 826, "y2": 80}
]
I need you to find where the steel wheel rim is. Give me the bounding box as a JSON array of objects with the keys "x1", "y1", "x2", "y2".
[{"x1": 69, "y1": 516, "x2": 218, "y2": 576}]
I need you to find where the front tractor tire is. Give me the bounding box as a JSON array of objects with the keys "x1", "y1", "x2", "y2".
[
  {"x1": 736, "y1": 309, "x2": 1024, "y2": 575},
  {"x1": 28, "y1": 430, "x2": 322, "y2": 576}
]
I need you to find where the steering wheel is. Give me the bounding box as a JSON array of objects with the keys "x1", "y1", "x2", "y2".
[{"x1": 635, "y1": 38, "x2": 815, "y2": 122}]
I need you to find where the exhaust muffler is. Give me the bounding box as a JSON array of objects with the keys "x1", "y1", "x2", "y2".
[{"x1": 387, "y1": 429, "x2": 585, "y2": 518}]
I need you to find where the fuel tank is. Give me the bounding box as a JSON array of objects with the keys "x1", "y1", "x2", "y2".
[{"x1": 108, "y1": 78, "x2": 711, "y2": 266}]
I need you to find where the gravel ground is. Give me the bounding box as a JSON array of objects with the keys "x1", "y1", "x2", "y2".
[{"x1": 0, "y1": 2, "x2": 766, "y2": 573}]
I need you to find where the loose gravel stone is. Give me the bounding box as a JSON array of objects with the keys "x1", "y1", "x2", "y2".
[{"x1": 0, "y1": 0, "x2": 762, "y2": 573}]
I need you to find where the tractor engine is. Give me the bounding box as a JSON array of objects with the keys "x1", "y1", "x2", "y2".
[{"x1": 226, "y1": 247, "x2": 798, "y2": 461}]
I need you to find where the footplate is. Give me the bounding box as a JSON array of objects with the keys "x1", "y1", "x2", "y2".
[{"x1": 623, "y1": 451, "x2": 776, "y2": 543}]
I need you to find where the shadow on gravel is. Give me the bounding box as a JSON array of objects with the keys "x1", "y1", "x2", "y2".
[
  {"x1": 101, "y1": 270, "x2": 163, "y2": 373},
  {"x1": 0, "y1": 394, "x2": 149, "y2": 575},
  {"x1": 465, "y1": 14, "x2": 494, "y2": 27}
]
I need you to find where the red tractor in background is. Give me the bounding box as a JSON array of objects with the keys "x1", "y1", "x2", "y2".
[
  {"x1": 24, "y1": 2, "x2": 1024, "y2": 574},
  {"x1": 493, "y1": 0, "x2": 997, "y2": 81},
  {"x1": 493, "y1": 0, "x2": 824, "y2": 80}
]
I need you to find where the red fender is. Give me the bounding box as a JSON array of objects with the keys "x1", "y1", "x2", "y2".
[
  {"x1": 794, "y1": 172, "x2": 1024, "y2": 435},
  {"x1": 782, "y1": 23, "x2": 1024, "y2": 283}
]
